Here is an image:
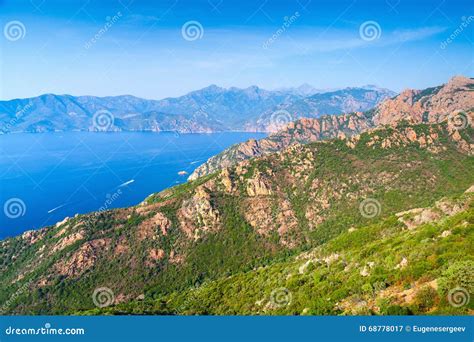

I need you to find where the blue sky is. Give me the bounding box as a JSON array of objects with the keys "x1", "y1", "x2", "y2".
[{"x1": 0, "y1": 0, "x2": 473, "y2": 100}]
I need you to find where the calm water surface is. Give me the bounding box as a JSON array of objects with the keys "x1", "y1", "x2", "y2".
[{"x1": 0, "y1": 132, "x2": 265, "y2": 239}]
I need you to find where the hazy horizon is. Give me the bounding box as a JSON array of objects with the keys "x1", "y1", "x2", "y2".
[
  {"x1": 0, "y1": 79, "x2": 405, "y2": 101},
  {"x1": 1, "y1": 0, "x2": 473, "y2": 100}
]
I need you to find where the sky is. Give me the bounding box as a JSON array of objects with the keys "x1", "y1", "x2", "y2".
[{"x1": 0, "y1": 0, "x2": 473, "y2": 100}]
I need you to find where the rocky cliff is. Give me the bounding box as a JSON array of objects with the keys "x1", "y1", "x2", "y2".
[
  {"x1": 189, "y1": 76, "x2": 474, "y2": 180},
  {"x1": 1, "y1": 119, "x2": 473, "y2": 315}
]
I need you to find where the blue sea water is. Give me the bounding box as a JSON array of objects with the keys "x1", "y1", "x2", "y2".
[{"x1": 0, "y1": 132, "x2": 265, "y2": 239}]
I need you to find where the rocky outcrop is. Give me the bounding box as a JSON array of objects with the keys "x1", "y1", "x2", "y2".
[
  {"x1": 396, "y1": 191, "x2": 472, "y2": 230},
  {"x1": 362, "y1": 125, "x2": 473, "y2": 154},
  {"x1": 246, "y1": 172, "x2": 273, "y2": 196},
  {"x1": 189, "y1": 112, "x2": 373, "y2": 180},
  {"x1": 21, "y1": 229, "x2": 46, "y2": 245},
  {"x1": 189, "y1": 76, "x2": 474, "y2": 180},
  {"x1": 179, "y1": 185, "x2": 221, "y2": 240},
  {"x1": 137, "y1": 212, "x2": 171, "y2": 241},
  {"x1": 373, "y1": 75, "x2": 474, "y2": 126},
  {"x1": 243, "y1": 195, "x2": 298, "y2": 246},
  {"x1": 54, "y1": 238, "x2": 110, "y2": 278},
  {"x1": 149, "y1": 248, "x2": 165, "y2": 261},
  {"x1": 51, "y1": 230, "x2": 85, "y2": 253}
]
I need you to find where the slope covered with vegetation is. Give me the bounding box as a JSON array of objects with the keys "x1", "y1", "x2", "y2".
[
  {"x1": 0, "y1": 120, "x2": 473, "y2": 315},
  {"x1": 92, "y1": 190, "x2": 474, "y2": 315}
]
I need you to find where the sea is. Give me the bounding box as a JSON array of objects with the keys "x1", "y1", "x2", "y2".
[{"x1": 0, "y1": 131, "x2": 265, "y2": 239}]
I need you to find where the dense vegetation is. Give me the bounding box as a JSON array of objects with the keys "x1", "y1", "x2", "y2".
[
  {"x1": 90, "y1": 191, "x2": 474, "y2": 315},
  {"x1": 0, "y1": 122, "x2": 473, "y2": 315}
]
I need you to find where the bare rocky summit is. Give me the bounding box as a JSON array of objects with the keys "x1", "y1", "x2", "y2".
[{"x1": 373, "y1": 75, "x2": 474, "y2": 126}]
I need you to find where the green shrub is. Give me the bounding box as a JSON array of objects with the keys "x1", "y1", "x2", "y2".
[
  {"x1": 438, "y1": 260, "x2": 474, "y2": 295},
  {"x1": 414, "y1": 286, "x2": 438, "y2": 312},
  {"x1": 382, "y1": 305, "x2": 412, "y2": 315}
]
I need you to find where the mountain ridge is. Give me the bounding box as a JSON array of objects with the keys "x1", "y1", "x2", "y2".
[
  {"x1": 0, "y1": 85, "x2": 394, "y2": 134},
  {"x1": 0, "y1": 118, "x2": 473, "y2": 315},
  {"x1": 189, "y1": 75, "x2": 474, "y2": 180},
  {"x1": 1, "y1": 76, "x2": 473, "y2": 316}
]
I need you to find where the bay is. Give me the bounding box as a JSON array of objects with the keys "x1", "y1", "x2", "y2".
[{"x1": 0, "y1": 132, "x2": 265, "y2": 239}]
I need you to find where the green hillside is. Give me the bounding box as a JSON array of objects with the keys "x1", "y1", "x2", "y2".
[{"x1": 0, "y1": 122, "x2": 473, "y2": 315}]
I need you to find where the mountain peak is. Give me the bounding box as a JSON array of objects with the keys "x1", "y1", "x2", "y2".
[
  {"x1": 200, "y1": 84, "x2": 225, "y2": 92},
  {"x1": 190, "y1": 76, "x2": 474, "y2": 180},
  {"x1": 241, "y1": 85, "x2": 261, "y2": 92},
  {"x1": 372, "y1": 75, "x2": 474, "y2": 126},
  {"x1": 446, "y1": 75, "x2": 473, "y2": 88},
  {"x1": 296, "y1": 83, "x2": 318, "y2": 96},
  {"x1": 360, "y1": 84, "x2": 383, "y2": 91}
]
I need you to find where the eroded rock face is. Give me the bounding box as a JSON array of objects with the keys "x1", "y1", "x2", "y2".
[
  {"x1": 244, "y1": 197, "x2": 274, "y2": 235},
  {"x1": 374, "y1": 76, "x2": 474, "y2": 126},
  {"x1": 137, "y1": 212, "x2": 171, "y2": 241},
  {"x1": 54, "y1": 238, "x2": 110, "y2": 277},
  {"x1": 450, "y1": 129, "x2": 474, "y2": 155},
  {"x1": 246, "y1": 172, "x2": 273, "y2": 196},
  {"x1": 242, "y1": 195, "x2": 298, "y2": 245},
  {"x1": 396, "y1": 193, "x2": 471, "y2": 230},
  {"x1": 51, "y1": 230, "x2": 85, "y2": 253},
  {"x1": 189, "y1": 112, "x2": 373, "y2": 180},
  {"x1": 179, "y1": 185, "x2": 221, "y2": 240},
  {"x1": 220, "y1": 168, "x2": 235, "y2": 193},
  {"x1": 363, "y1": 125, "x2": 473, "y2": 155},
  {"x1": 189, "y1": 76, "x2": 474, "y2": 180},
  {"x1": 21, "y1": 229, "x2": 46, "y2": 245},
  {"x1": 114, "y1": 237, "x2": 130, "y2": 255}
]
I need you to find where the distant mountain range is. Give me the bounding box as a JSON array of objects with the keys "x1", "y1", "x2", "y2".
[
  {"x1": 0, "y1": 84, "x2": 395, "y2": 134},
  {"x1": 189, "y1": 76, "x2": 474, "y2": 180},
  {"x1": 1, "y1": 80, "x2": 473, "y2": 314}
]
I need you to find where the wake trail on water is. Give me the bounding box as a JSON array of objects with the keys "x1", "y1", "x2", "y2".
[{"x1": 118, "y1": 179, "x2": 135, "y2": 188}]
